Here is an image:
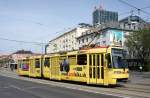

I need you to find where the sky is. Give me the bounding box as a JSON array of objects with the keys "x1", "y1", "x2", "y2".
[{"x1": 0, "y1": 0, "x2": 150, "y2": 54}]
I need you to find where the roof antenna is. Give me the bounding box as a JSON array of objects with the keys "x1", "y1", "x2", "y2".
[
  {"x1": 94, "y1": 6, "x2": 97, "y2": 11},
  {"x1": 131, "y1": 10, "x2": 134, "y2": 16},
  {"x1": 137, "y1": 9, "x2": 141, "y2": 15}
]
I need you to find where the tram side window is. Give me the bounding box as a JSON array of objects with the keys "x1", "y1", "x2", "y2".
[
  {"x1": 101, "y1": 54, "x2": 104, "y2": 67},
  {"x1": 89, "y1": 55, "x2": 92, "y2": 66},
  {"x1": 93, "y1": 55, "x2": 95, "y2": 66},
  {"x1": 97, "y1": 55, "x2": 100, "y2": 66},
  {"x1": 44, "y1": 58, "x2": 50, "y2": 67},
  {"x1": 106, "y1": 53, "x2": 112, "y2": 68},
  {"x1": 68, "y1": 55, "x2": 76, "y2": 65},
  {"x1": 35, "y1": 59, "x2": 40, "y2": 68},
  {"x1": 19, "y1": 63, "x2": 22, "y2": 68},
  {"x1": 60, "y1": 59, "x2": 70, "y2": 72},
  {"x1": 77, "y1": 54, "x2": 87, "y2": 65}
]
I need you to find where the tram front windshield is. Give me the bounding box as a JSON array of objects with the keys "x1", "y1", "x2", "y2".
[{"x1": 111, "y1": 48, "x2": 127, "y2": 68}]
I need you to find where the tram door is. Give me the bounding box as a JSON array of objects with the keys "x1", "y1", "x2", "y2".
[
  {"x1": 51, "y1": 57, "x2": 60, "y2": 80},
  {"x1": 29, "y1": 59, "x2": 35, "y2": 77},
  {"x1": 89, "y1": 54, "x2": 104, "y2": 84}
]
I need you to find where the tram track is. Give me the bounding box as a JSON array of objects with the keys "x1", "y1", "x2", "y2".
[
  {"x1": 108, "y1": 88, "x2": 150, "y2": 98},
  {"x1": 116, "y1": 86, "x2": 150, "y2": 93},
  {"x1": 120, "y1": 83, "x2": 150, "y2": 92},
  {"x1": 111, "y1": 84, "x2": 150, "y2": 98}
]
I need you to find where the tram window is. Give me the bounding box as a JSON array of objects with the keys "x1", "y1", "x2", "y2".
[
  {"x1": 68, "y1": 55, "x2": 76, "y2": 65},
  {"x1": 77, "y1": 54, "x2": 87, "y2": 65},
  {"x1": 101, "y1": 54, "x2": 104, "y2": 67},
  {"x1": 97, "y1": 67, "x2": 100, "y2": 79},
  {"x1": 106, "y1": 54, "x2": 111, "y2": 68},
  {"x1": 89, "y1": 67, "x2": 92, "y2": 78},
  {"x1": 44, "y1": 58, "x2": 50, "y2": 67},
  {"x1": 35, "y1": 59, "x2": 40, "y2": 68},
  {"x1": 60, "y1": 59, "x2": 70, "y2": 72},
  {"x1": 93, "y1": 67, "x2": 96, "y2": 78},
  {"x1": 89, "y1": 55, "x2": 92, "y2": 66},
  {"x1": 19, "y1": 63, "x2": 22, "y2": 68},
  {"x1": 93, "y1": 55, "x2": 95, "y2": 66},
  {"x1": 97, "y1": 55, "x2": 100, "y2": 66}
]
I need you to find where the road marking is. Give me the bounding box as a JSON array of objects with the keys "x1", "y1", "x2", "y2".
[
  {"x1": 2, "y1": 86, "x2": 10, "y2": 89},
  {"x1": 25, "y1": 86, "x2": 43, "y2": 90},
  {"x1": 9, "y1": 84, "x2": 23, "y2": 91}
]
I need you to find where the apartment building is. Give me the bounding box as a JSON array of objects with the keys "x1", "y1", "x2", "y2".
[
  {"x1": 46, "y1": 24, "x2": 91, "y2": 53},
  {"x1": 77, "y1": 27, "x2": 130, "y2": 49}
]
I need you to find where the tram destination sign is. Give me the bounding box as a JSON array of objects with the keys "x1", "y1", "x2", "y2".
[{"x1": 112, "y1": 48, "x2": 123, "y2": 56}]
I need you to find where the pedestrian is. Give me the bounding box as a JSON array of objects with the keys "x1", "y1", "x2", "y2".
[
  {"x1": 64, "y1": 59, "x2": 69, "y2": 72},
  {"x1": 60, "y1": 61, "x2": 63, "y2": 71},
  {"x1": 10, "y1": 64, "x2": 14, "y2": 71}
]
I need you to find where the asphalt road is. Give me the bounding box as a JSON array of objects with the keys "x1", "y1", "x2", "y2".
[{"x1": 0, "y1": 75, "x2": 122, "y2": 98}]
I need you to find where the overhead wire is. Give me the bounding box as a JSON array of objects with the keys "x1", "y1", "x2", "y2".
[
  {"x1": 118, "y1": 0, "x2": 150, "y2": 16},
  {"x1": 119, "y1": 5, "x2": 150, "y2": 16},
  {"x1": 0, "y1": 37, "x2": 47, "y2": 46}
]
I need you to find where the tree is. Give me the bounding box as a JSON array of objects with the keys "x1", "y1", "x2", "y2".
[{"x1": 125, "y1": 29, "x2": 150, "y2": 71}]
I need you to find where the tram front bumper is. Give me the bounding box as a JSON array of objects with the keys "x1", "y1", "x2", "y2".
[{"x1": 111, "y1": 73, "x2": 129, "y2": 82}]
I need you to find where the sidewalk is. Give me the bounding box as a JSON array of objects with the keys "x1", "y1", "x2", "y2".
[{"x1": 0, "y1": 68, "x2": 17, "y2": 76}]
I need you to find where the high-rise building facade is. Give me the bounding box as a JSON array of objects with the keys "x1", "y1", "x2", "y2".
[{"x1": 93, "y1": 9, "x2": 118, "y2": 26}]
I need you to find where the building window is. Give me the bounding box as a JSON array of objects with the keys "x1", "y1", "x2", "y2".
[
  {"x1": 79, "y1": 40, "x2": 80, "y2": 44},
  {"x1": 101, "y1": 32, "x2": 106, "y2": 38},
  {"x1": 86, "y1": 38, "x2": 88, "y2": 42},
  {"x1": 96, "y1": 42, "x2": 100, "y2": 46},
  {"x1": 91, "y1": 35, "x2": 94, "y2": 39},
  {"x1": 103, "y1": 41, "x2": 106, "y2": 44},
  {"x1": 134, "y1": 25, "x2": 136, "y2": 30},
  {"x1": 82, "y1": 39, "x2": 84, "y2": 43},
  {"x1": 96, "y1": 34, "x2": 100, "y2": 39}
]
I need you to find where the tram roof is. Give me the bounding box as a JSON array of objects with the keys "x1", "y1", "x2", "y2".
[
  {"x1": 28, "y1": 54, "x2": 42, "y2": 59},
  {"x1": 44, "y1": 46, "x2": 123, "y2": 57}
]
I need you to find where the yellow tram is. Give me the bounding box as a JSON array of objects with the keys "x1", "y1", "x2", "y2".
[
  {"x1": 28, "y1": 54, "x2": 42, "y2": 78},
  {"x1": 17, "y1": 46, "x2": 129, "y2": 86},
  {"x1": 17, "y1": 58, "x2": 29, "y2": 76}
]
